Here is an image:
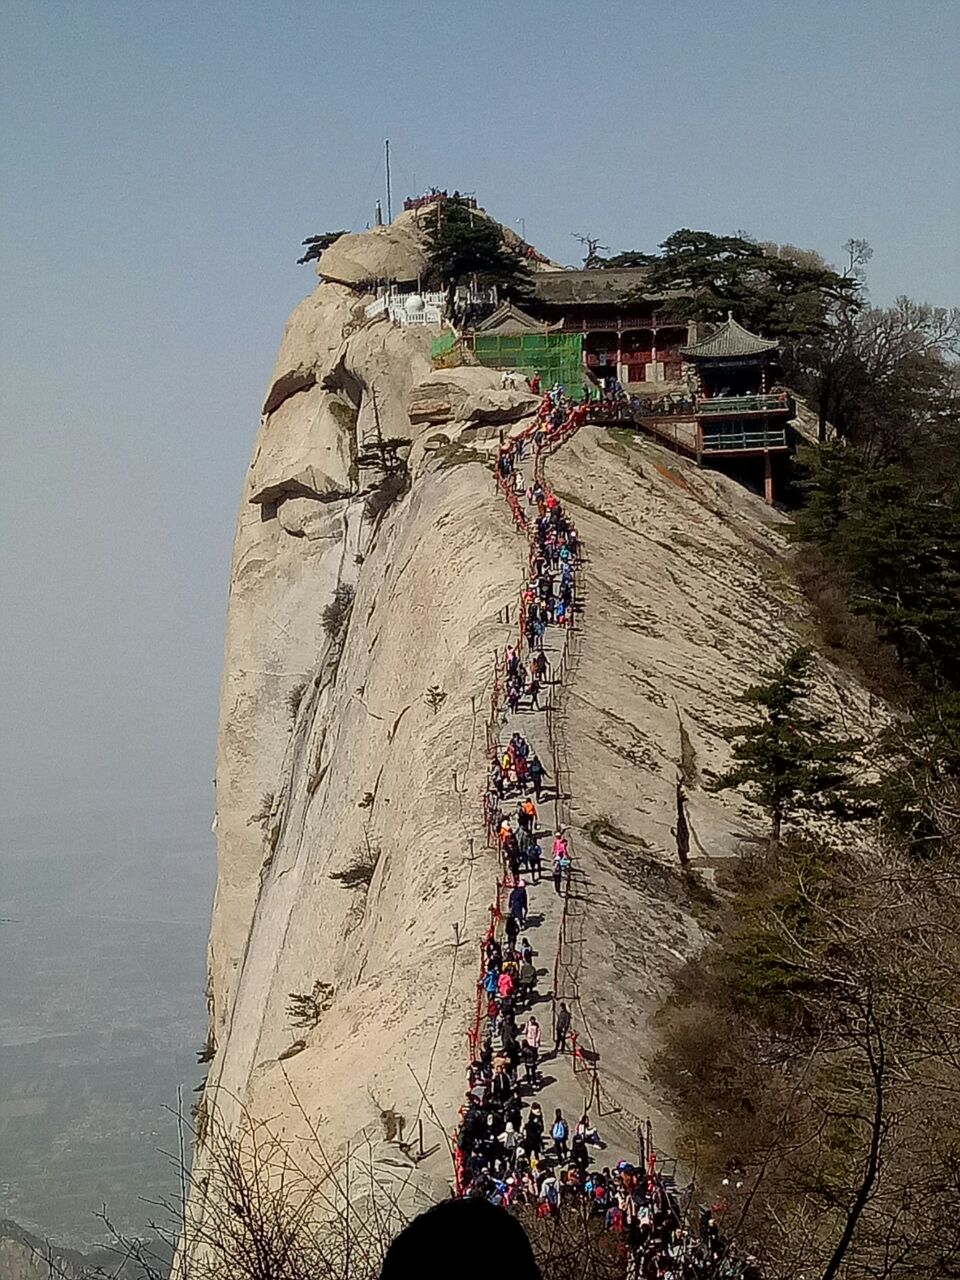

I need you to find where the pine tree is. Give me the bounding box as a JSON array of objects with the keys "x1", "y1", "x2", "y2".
[
  {"x1": 713, "y1": 648, "x2": 861, "y2": 843},
  {"x1": 424, "y1": 197, "x2": 530, "y2": 310},
  {"x1": 296, "y1": 230, "x2": 347, "y2": 265},
  {"x1": 626, "y1": 229, "x2": 859, "y2": 340},
  {"x1": 789, "y1": 441, "x2": 865, "y2": 551},
  {"x1": 840, "y1": 470, "x2": 960, "y2": 682}
]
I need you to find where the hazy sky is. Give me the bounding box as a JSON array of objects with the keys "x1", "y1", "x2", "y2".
[{"x1": 1, "y1": 0, "x2": 958, "y2": 828}]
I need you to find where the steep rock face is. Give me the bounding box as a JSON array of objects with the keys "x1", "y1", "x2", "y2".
[
  {"x1": 204, "y1": 223, "x2": 881, "y2": 1236},
  {"x1": 210, "y1": 281, "x2": 445, "y2": 1035},
  {"x1": 208, "y1": 441, "x2": 523, "y2": 1141},
  {"x1": 206, "y1": 242, "x2": 533, "y2": 1215},
  {"x1": 532, "y1": 429, "x2": 877, "y2": 1145}
]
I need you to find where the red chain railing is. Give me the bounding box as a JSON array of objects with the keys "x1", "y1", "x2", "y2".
[{"x1": 454, "y1": 396, "x2": 591, "y2": 1194}]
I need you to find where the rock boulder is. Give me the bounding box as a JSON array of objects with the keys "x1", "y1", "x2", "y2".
[
  {"x1": 408, "y1": 367, "x2": 537, "y2": 426},
  {"x1": 317, "y1": 213, "x2": 428, "y2": 288}
]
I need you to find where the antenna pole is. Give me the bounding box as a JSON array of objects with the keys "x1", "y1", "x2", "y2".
[{"x1": 384, "y1": 139, "x2": 392, "y2": 223}]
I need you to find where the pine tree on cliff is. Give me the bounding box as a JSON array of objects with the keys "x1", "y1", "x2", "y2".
[
  {"x1": 425, "y1": 196, "x2": 531, "y2": 312},
  {"x1": 712, "y1": 647, "x2": 861, "y2": 843},
  {"x1": 626, "y1": 229, "x2": 860, "y2": 340},
  {"x1": 297, "y1": 230, "x2": 347, "y2": 264}
]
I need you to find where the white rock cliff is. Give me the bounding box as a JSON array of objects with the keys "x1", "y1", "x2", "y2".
[{"x1": 197, "y1": 218, "x2": 880, "y2": 1246}]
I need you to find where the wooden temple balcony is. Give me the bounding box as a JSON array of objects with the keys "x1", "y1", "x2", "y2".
[
  {"x1": 696, "y1": 392, "x2": 794, "y2": 417},
  {"x1": 700, "y1": 425, "x2": 789, "y2": 454}
]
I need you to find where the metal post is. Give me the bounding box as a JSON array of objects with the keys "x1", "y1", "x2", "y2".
[{"x1": 384, "y1": 139, "x2": 392, "y2": 223}]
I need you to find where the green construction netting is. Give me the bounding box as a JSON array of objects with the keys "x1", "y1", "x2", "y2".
[
  {"x1": 431, "y1": 330, "x2": 457, "y2": 361},
  {"x1": 472, "y1": 333, "x2": 584, "y2": 396}
]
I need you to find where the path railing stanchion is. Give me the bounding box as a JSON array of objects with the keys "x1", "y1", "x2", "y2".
[{"x1": 457, "y1": 398, "x2": 610, "y2": 1199}]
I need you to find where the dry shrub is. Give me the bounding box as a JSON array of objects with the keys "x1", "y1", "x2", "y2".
[
  {"x1": 653, "y1": 834, "x2": 960, "y2": 1278},
  {"x1": 322, "y1": 584, "x2": 355, "y2": 642},
  {"x1": 287, "y1": 682, "x2": 308, "y2": 719},
  {"x1": 62, "y1": 1098, "x2": 427, "y2": 1280},
  {"x1": 287, "y1": 981, "x2": 334, "y2": 1029},
  {"x1": 364, "y1": 470, "x2": 409, "y2": 523},
  {"x1": 329, "y1": 846, "x2": 380, "y2": 890},
  {"x1": 515, "y1": 1201, "x2": 626, "y2": 1280}
]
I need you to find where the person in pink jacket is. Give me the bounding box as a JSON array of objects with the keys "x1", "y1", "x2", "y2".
[{"x1": 552, "y1": 832, "x2": 570, "y2": 895}]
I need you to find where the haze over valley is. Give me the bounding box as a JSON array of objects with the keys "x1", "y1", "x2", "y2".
[{"x1": 0, "y1": 799, "x2": 213, "y2": 1244}]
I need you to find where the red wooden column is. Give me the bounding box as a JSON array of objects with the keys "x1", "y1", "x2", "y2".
[{"x1": 764, "y1": 451, "x2": 775, "y2": 505}]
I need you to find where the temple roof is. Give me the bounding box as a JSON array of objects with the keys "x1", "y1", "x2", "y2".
[
  {"x1": 681, "y1": 315, "x2": 780, "y2": 360},
  {"x1": 474, "y1": 302, "x2": 561, "y2": 336},
  {"x1": 526, "y1": 268, "x2": 680, "y2": 307}
]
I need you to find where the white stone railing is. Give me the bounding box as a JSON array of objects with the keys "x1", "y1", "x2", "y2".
[
  {"x1": 363, "y1": 295, "x2": 390, "y2": 320},
  {"x1": 364, "y1": 290, "x2": 445, "y2": 326}
]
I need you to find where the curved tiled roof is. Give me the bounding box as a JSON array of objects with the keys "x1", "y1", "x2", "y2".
[
  {"x1": 680, "y1": 315, "x2": 779, "y2": 359},
  {"x1": 527, "y1": 268, "x2": 681, "y2": 306}
]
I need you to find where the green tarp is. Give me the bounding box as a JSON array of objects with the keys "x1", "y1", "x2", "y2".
[
  {"x1": 472, "y1": 332, "x2": 584, "y2": 397},
  {"x1": 431, "y1": 330, "x2": 457, "y2": 361}
]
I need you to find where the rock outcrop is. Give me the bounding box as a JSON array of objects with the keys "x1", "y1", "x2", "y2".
[
  {"x1": 407, "y1": 367, "x2": 538, "y2": 426},
  {"x1": 199, "y1": 215, "x2": 882, "y2": 1247},
  {"x1": 315, "y1": 210, "x2": 430, "y2": 288}
]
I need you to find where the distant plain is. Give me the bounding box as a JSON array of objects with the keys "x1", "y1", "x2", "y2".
[{"x1": 0, "y1": 799, "x2": 213, "y2": 1246}]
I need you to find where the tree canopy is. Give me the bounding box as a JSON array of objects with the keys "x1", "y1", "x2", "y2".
[
  {"x1": 712, "y1": 647, "x2": 862, "y2": 842},
  {"x1": 792, "y1": 296, "x2": 960, "y2": 452},
  {"x1": 424, "y1": 197, "x2": 530, "y2": 303},
  {"x1": 625, "y1": 229, "x2": 861, "y2": 339},
  {"x1": 297, "y1": 231, "x2": 347, "y2": 265},
  {"x1": 792, "y1": 443, "x2": 960, "y2": 690}
]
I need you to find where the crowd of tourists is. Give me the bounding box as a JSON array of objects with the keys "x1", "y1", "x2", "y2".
[
  {"x1": 453, "y1": 389, "x2": 759, "y2": 1278},
  {"x1": 458, "y1": 396, "x2": 585, "y2": 1210}
]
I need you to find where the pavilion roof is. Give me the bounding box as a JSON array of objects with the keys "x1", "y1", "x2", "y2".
[
  {"x1": 680, "y1": 314, "x2": 780, "y2": 360},
  {"x1": 474, "y1": 302, "x2": 561, "y2": 336}
]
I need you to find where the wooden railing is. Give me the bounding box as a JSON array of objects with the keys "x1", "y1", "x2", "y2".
[
  {"x1": 558, "y1": 316, "x2": 689, "y2": 335},
  {"x1": 697, "y1": 393, "x2": 793, "y2": 416},
  {"x1": 702, "y1": 427, "x2": 788, "y2": 452}
]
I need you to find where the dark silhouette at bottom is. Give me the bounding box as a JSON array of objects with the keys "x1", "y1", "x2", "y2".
[{"x1": 379, "y1": 1199, "x2": 542, "y2": 1280}]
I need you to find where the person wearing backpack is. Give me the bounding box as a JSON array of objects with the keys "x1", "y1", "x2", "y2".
[
  {"x1": 526, "y1": 753, "x2": 545, "y2": 801},
  {"x1": 527, "y1": 838, "x2": 543, "y2": 884},
  {"x1": 551, "y1": 1109, "x2": 569, "y2": 1160},
  {"x1": 552, "y1": 834, "x2": 571, "y2": 896}
]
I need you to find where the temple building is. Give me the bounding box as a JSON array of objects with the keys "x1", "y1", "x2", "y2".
[
  {"x1": 524, "y1": 269, "x2": 692, "y2": 387},
  {"x1": 680, "y1": 314, "x2": 794, "y2": 504},
  {"x1": 462, "y1": 301, "x2": 585, "y2": 396}
]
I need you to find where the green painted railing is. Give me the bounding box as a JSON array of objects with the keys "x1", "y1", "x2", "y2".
[
  {"x1": 702, "y1": 428, "x2": 788, "y2": 452},
  {"x1": 697, "y1": 393, "x2": 792, "y2": 415}
]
